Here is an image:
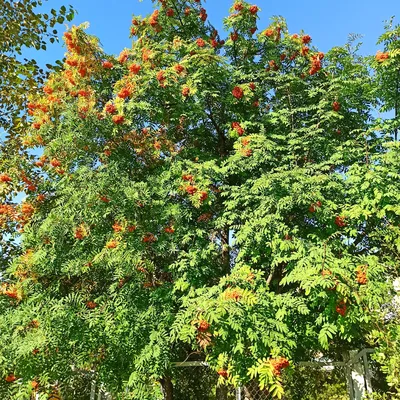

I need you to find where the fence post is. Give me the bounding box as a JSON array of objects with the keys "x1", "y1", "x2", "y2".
[
  {"x1": 362, "y1": 352, "x2": 373, "y2": 394},
  {"x1": 90, "y1": 381, "x2": 96, "y2": 400},
  {"x1": 346, "y1": 364, "x2": 355, "y2": 400},
  {"x1": 349, "y1": 350, "x2": 368, "y2": 400}
]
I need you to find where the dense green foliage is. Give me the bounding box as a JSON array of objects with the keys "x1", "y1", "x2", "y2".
[{"x1": 1, "y1": 1, "x2": 400, "y2": 399}]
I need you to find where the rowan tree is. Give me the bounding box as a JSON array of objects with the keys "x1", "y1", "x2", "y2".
[
  {"x1": 0, "y1": 0, "x2": 74, "y2": 273},
  {"x1": 1, "y1": 1, "x2": 400, "y2": 399},
  {"x1": 1, "y1": 0, "x2": 75, "y2": 132}
]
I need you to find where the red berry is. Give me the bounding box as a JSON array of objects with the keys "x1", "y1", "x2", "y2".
[
  {"x1": 249, "y1": 5, "x2": 258, "y2": 14},
  {"x1": 102, "y1": 61, "x2": 113, "y2": 69},
  {"x1": 197, "y1": 320, "x2": 210, "y2": 332},
  {"x1": 182, "y1": 174, "x2": 194, "y2": 181},
  {"x1": 336, "y1": 300, "x2": 347, "y2": 316},
  {"x1": 182, "y1": 86, "x2": 190, "y2": 97},
  {"x1": 232, "y1": 122, "x2": 244, "y2": 136},
  {"x1": 231, "y1": 32, "x2": 239, "y2": 41},
  {"x1": 332, "y1": 101, "x2": 341, "y2": 112},
  {"x1": 5, "y1": 374, "x2": 16, "y2": 383},
  {"x1": 217, "y1": 369, "x2": 228, "y2": 378},
  {"x1": 186, "y1": 185, "x2": 197, "y2": 195},
  {"x1": 196, "y1": 38, "x2": 206, "y2": 48},
  {"x1": 174, "y1": 64, "x2": 185, "y2": 74},
  {"x1": 129, "y1": 63, "x2": 141, "y2": 74},
  {"x1": 112, "y1": 115, "x2": 125, "y2": 125},
  {"x1": 106, "y1": 240, "x2": 118, "y2": 249},
  {"x1": 164, "y1": 226, "x2": 175, "y2": 234},
  {"x1": 199, "y1": 191, "x2": 208, "y2": 201},
  {"x1": 105, "y1": 103, "x2": 117, "y2": 114},
  {"x1": 86, "y1": 301, "x2": 97, "y2": 309},
  {"x1": 232, "y1": 86, "x2": 244, "y2": 99},
  {"x1": 334, "y1": 215, "x2": 346, "y2": 228},
  {"x1": 0, "y1": 174, "x2": 12, "y2": 183},
  {"x1": 50, "y1": 158, "x2": 61, "y2": 168}
]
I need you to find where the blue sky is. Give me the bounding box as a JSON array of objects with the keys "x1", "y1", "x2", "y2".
[{"x1": 28, "y1": 0, "x2": 399, "y2": 66}]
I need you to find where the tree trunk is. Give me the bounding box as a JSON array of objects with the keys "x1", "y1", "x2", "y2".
[
  {"x1": 216, "y1": 385, "x2": 228, "y2": 400},
  {"x1": 160, "y1": 375, "x2": 174, "y2": 400}
]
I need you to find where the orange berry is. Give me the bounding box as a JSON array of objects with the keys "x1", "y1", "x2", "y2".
[
  {"x1": 106, "y1": 240, "x2": 118, "y2": 249},
  {"x1": 217, "y1": 369, "x2": 228, "y2": 378},
  {"x1": 112, "y1": 115, "x2": 125, "y2": 125},
  {"x1": 112, "y1": 222, "x2": 123, "y2": 232},
  {"x1": 50, "y1": 158, "x2": 61, "y2": 168},
  {"x1": 164, "y1": 226, "x2": 175, "y2": 234},
  {"x1": 0, "y1": 174, "x2": 12, "y2": 183},
  {"x1": 5, "y1": 374, "x2": 16, "y2": 383},
  {"x1": 86, "y1": 301, "x2": 97, "y2": 309},
  {"x1": 102, "y1": 61, "x2": 113, "y2": 69},
  {"x1": 332, "y1": 101, "x2": 341, "y2": 112}
]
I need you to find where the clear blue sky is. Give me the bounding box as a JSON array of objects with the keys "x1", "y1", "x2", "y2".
[{"x1": 28, "y1": 0, "x2": 400, "y2": 66}]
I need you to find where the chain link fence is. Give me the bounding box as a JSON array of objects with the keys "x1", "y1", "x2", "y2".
[
  {"x1": 172, "y1": 364, "x2": 236, "y2": 400},
  {"x1": 236, "y1": 381, "x2": 271, "y2": 400},
  {"x1": 172, "y1": 363, "x2": 276, "y2": 400},
  {"x1": 87, "y1": 349, "x2": 375, "y2": 400},
  {"x1": 282, "y1": 364, "x2": 349, "y2": 400},
  {"x1": 170, "y1": 349, "x2": 375, "y2": 400}
]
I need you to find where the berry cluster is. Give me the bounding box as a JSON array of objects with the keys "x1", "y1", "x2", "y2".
[
  {"x1": 336, "y1": 300, "x2": 347, "y2": 316},
  {"x1": 270, "y1": 357, "x2": 290, "y2": 375},
  {"x1": 197, "y1": 320, "x2": 210, "y2": 332},
  {"x1": 356, "y1": 265, "x2": 368, "y2": 285}
]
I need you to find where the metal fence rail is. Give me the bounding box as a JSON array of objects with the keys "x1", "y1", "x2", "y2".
[
  {"x1": 88, "y1": 348, "x2": 375, "y2": 400},
  {"x1": 172, "y1": 348, "x2": 375, "y2": 400}
]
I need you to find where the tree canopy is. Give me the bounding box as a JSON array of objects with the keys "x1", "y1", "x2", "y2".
[
  {"x1": 1, "y1": 1, "x2": 400, "y2": 399},
  {"x1": 0, "y1": 0, "x2": 74, "y2": 133},
  {"x1": 0, "y1": 0, "x2": 74, "y2": 274}
]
